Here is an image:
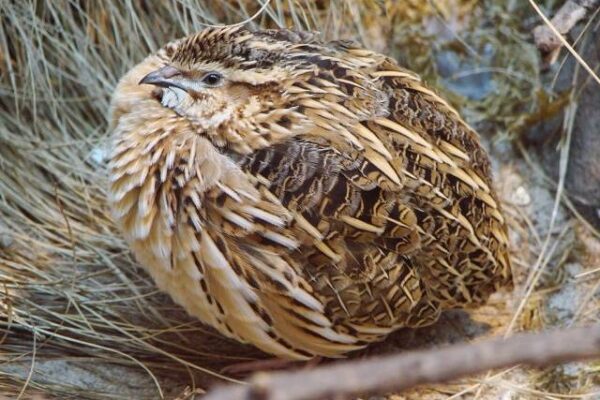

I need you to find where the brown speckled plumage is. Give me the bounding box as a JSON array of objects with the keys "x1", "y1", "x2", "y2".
[{"x1": 108, "y1": 26, "x2": 511, "y2": 359}]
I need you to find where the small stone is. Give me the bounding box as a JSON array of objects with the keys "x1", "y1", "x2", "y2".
[
  {"x1": 500, "y1": 390, "x2": 515, "y2": 400},
  {"x1": 88, "y1": 146, "x2": 108, "y2": 165},
  {"x1": 0, "y1": 225, "x2": 13, "y2": 249},
  {"x1": 512, "y1": 186, "x2": 531, "y2": 206}
]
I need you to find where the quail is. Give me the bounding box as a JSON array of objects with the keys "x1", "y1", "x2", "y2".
[{"x1": 108, "y1": 26, "x2": 511, "y2": 360}]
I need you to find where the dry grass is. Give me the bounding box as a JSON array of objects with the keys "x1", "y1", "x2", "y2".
[{"x1": 0, "y1": 0, "x2": 599, "y2": 399}]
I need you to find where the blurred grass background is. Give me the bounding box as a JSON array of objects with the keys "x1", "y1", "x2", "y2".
[{"x1": 1, "y1": 0, "x2": 599, "y2": 399}]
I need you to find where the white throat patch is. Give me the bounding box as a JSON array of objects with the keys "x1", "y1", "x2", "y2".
[{"x1": 161, "y1": 87, "x2": 188, "y2": 110}]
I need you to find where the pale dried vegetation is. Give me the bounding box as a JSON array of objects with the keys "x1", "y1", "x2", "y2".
[{"x1": 0, "y1": 0, "x2": 599, "y2": 399}]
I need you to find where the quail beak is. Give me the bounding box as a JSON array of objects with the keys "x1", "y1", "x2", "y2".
[{"x1": 139, "y1": 65, "x2": 183, "y2": 89}]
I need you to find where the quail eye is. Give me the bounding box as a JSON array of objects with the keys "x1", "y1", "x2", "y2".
[{"x1": 201, "y1": 72, "x2": 223, "y2": 86}]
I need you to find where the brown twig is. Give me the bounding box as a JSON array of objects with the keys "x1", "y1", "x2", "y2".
[
  {"x1": 532, "y1": 0, "x2": 600, "y2": 64},
  {"x1": 204, "y1": 325, "x2": 600, "y2": 400}
]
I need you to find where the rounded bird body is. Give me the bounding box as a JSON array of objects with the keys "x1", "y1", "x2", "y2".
[{"x1": 108, "y1": 26, "x2": 511, "y2": 359}]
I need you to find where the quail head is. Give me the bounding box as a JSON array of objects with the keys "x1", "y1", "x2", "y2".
[{"x1": 108, "y1": 26, "x2": 511, "y2": 359}]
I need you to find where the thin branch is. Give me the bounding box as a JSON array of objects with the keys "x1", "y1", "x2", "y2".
[{"x1": 204, "y1": 325, "x2": 600, "y2": 400}]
